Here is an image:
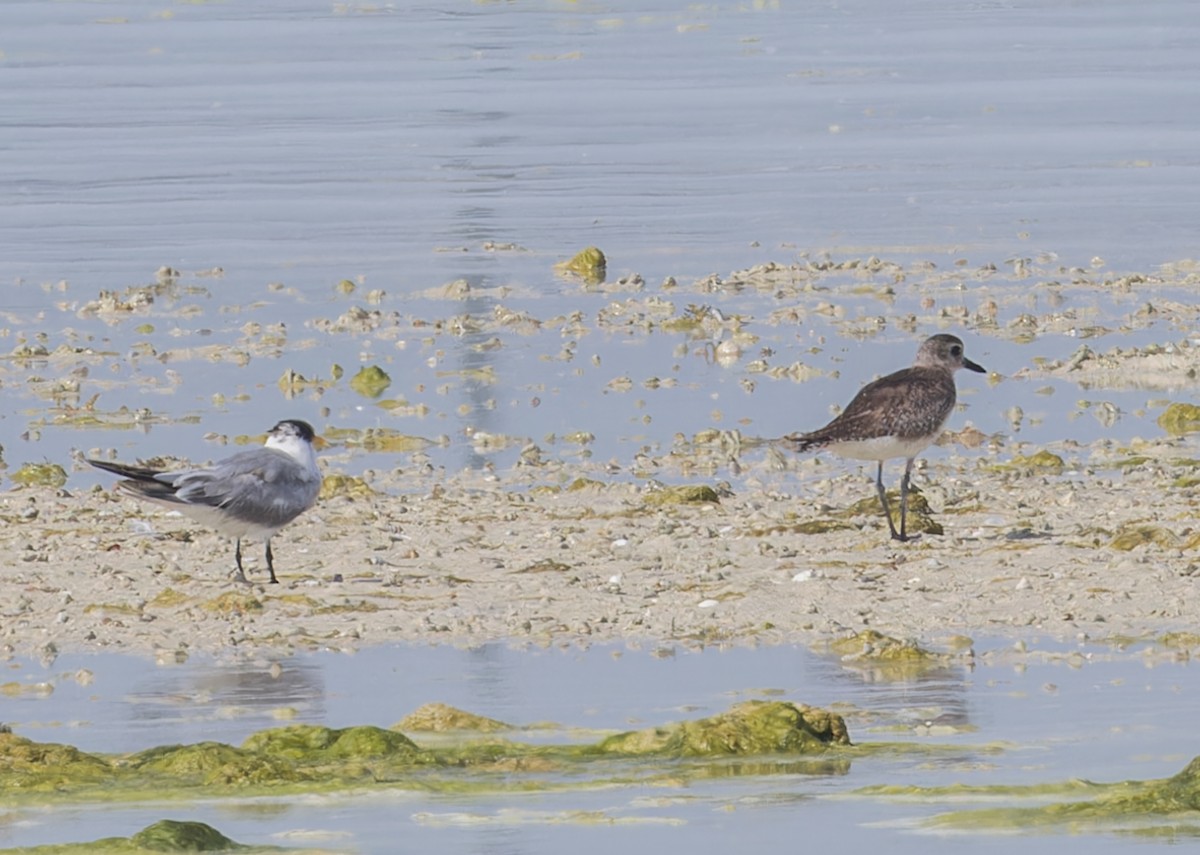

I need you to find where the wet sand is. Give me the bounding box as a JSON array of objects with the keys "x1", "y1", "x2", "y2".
[{"x1": 6, "y1": 419, "x2": 1199, "y2": 660}]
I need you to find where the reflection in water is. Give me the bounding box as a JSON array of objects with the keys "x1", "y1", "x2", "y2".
[
  {"x1": 126, "y1": 659, "x2": 327, "y2": 724},
  {"x1": 441, "y1": 103, "x2": 523, "y2": 472},
  {"x1": 805, "y1": 647, "x2": 974, "y2": 732},
  {"x1": 463, "y1": 643, "x2": 514, "y2": 709},
  {"x1": 456, "y1": 292, "x2": 506, "y2": 472}
]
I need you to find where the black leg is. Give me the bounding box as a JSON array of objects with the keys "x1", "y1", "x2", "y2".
[
  {"x1": 265, "y1": 540, "x2": 278, "y2": 584},
  {"x1": 875, "y1": 461, "x2": 902, "y2": 541},
  {"x1": 899, "y1": 457, "x2": 915, "y2": 540},
  {"x1": 233, "y1": 539, "x2": 249, "y2": 583}
]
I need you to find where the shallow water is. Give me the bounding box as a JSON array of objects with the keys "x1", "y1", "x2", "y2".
[
  {"x1": 2, "y1": 0, "x2": 1200, "y2": 479},
  {"x1": 4, "y1": 4, "x2": 1200, "y2": 850},
  {"x1": 4, "y1": 639, "x2": 1200, "y2": 851}
]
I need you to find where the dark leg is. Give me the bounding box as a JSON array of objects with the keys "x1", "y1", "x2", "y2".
[
  {"x1": 875, "y1": 461, "x2": 902, "y2": 541},
  {"x1": 265, "y1": 540, "x2": 278, "y2": 584},
  {"x1": 898, "y1": 457, "x2": 915, "y2": 540},
  {"x1": 233, "y1": 539, "x2": 250, "y2": 584}
]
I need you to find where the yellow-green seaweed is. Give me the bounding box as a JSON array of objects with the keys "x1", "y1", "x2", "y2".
[
  {"x1": 0, "y1": 701, "x2": 853, "y2": 805},
  {"x1": 555, "y1": 246, "x2": 606, "y2": 283},
  {"x1": 318, "y1": 473, "x2": 378, "y2": 500},
  {"x1": 5, "y1": 819, "x2": 259, "y2": 854},
  {"x1": 10, "y1": 462, "x2": 68, "y2": 488},
  {"x1": 0, "y1": 732, "x2": 112, "y2": 792},
  {"x1": 129, "y1": 820, "x2": 243, "y2": 852},
  {"x1": 845, "y1": 489, "x2": 942, "y2": 536},
  {"x1": 595, "y1": 700, "x2": 849, "y2": 757},
  {"x1": 826, "y1": 630, "x2": 951, "y2": 678},
  {"x1": 1109, "y1": 525, "x2": 1181, "y2": 551},
  {"x1": 348, "y1": 365, "x2": 391, "y2": 398},
  {"x1": 200, "y1": 592, "x2": 262, "y2": 616},
  {"x1": 927, "y1": 754, "x2": 1200, "y2": 831},
  {"x1": 322, "y1": 427, "x2": 433, "y2": 453},
  {"x1": 396, "y1": 703, "x2": 513, "y2": 733},
  {"x1": 241, "y1": 724, "x2": 420, "y2": 762},
  {"x1": 644, "y1": 484, "x2": 721, "y2": 506},
  {"x1": 127, "y1": 742, "x2": 302, "y2": 787},
  {"x1": 1158, "y1": 402, "x2": 1200, "y2": 436}
]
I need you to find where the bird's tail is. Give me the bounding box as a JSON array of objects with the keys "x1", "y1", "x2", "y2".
[
  {"x1": 774, "y1": 433, "x2": 822, "y2": 453},
  {"x1": 87, "y1": 459, "x2": 165, "y2": 482}
]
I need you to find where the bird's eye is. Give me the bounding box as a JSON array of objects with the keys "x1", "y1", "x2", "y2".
[{"x1": 951, "y1": 345, "x2": 962, "y2": 356}]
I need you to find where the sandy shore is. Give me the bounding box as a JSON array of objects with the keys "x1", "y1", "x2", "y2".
[
  {"x1": 6, "y1": 258, "x2": 1200, "y2": 663},
  {"x1": 5, "y1": 423, "x2": 1199, "y2": 662}
]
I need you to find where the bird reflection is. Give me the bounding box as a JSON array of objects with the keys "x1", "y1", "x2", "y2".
[{"x1": 127, "y1": 660, "x2": 326, "y2": 723}]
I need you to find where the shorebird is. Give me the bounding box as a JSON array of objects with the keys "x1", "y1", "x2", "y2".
[
  {"x1": 88, "y1": 420, "x2": 322, "y2": 583},
  {"x1": 784, "y1": 334, "x2": 985, "y2": 541}
]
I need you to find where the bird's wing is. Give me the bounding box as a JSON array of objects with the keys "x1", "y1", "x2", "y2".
[
  {"x1": 786, "y1": 370, "x2": 954, "y2": 447},
  {"x1": 168, "y1": 450, "x2": 320, "y2": 530},
  {"x1": 169, "y1": 449, "x2": 299, "y2": 507}
]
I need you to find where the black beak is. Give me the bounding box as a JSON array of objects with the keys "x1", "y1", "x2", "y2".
[{"x1": 964, "y1": 357, "x2": 986, "y2": 373}]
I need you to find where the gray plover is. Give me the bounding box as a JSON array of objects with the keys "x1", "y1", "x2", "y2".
[
  {"x1": 88, "y1": 420, "x2": 322, "y2": 584},
  {"x1": 784, "y1": 334, "x2": 985, "y2": 541}
]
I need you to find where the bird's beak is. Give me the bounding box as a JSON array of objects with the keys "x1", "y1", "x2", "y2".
[
  {"x1": 964, "y1": 357, "x2": 986, "y2": 373},
  {"x1": 312, "y1": 434, "x2": 330, "y2": 451}
]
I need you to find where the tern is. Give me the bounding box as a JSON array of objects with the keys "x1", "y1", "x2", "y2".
[{"x1": 89, "y1": 419, "x2": 321, "y2": 583}]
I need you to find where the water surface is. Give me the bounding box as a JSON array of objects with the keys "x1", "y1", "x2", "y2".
[
  {"x1": 4, "y1": 639, "x2": 1199, "y2": 851},
  {"x1": 1, "y1": 0, "x2": 1198, "y2": 477}
]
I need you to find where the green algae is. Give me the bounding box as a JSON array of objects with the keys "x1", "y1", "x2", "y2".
[
  {"x1": 5, "y1": 820, "x2": 263, "y2": 855},
  {"x1": 242, "y1": 724, "x2": 420, "y2": 762},
  {"x1": 130, "y1": 820, "x2": 244, "y2": 852},
  {"x1": 992, "y1": 449, "x2": 1066, "y2": 473},
  {"x1": 147, "y1": 588, "x2": 190, "y2": 608},
  {"x1": 0, "y1": 701, "x2": 854, "y2": 806},
  {"x1": 747, "y1": 519, "x2": 858, "y2": 536},
  {"x1": 0, "y1": 682, "x2": 54, "y2": 698},
  {"x1": 318, "y1": 473, "x2": 378, "y2": 500},
  {"x1": 844, "y1": 490, "x2": 942, "y2": 536},
  {"x1": 83, "y1": 602, "x2": 142, "y2": 617},
  {"x1": 826, "y1": 630, "x2": 952, "y2": 679},
  {"x1": 513, "y1": 558, "x2": 571, "y2": 574},
  {"x1": 828, "y1": 629, "x2": 934, "y2": 659},
  {"x1": 1156, "y1": 631, "x2": 1200, "y2": 650},
  {"x1": 644, "y1": 484, "x2": 721, "y2": 506},
  {"x1": 925, "y1": 754, "x2": 1200, "y2": 832},
  {"x1": 348, "y1": 365, "x2": 391, "y2": 398},
  {"x1": 200, "y1": 592, "x2": 262, "y2": 616},
  {"x1": 312, "y1": 599, "x2": 380, "y2": 615},
  {"x1": 322, "y1": 426, "x2": 433, "y2": 453},
  {"x1": 0, "y1": 732, "x2": 112, "y2": 792},
  {"x1": 127, "y1": 742, "x2": 303, "y2": 787},
  {"x1": 1111, "y1": 455, "x2": 1153, "y2": 469},
  {"x1": 1158, "y1": 402, "x2": 1200, "y2": 436},
  {"x1": 594, "y1": 701, "x2": 849, "y2": 757},
  {"x1": 1109, "y1": 524, "x2": 1181, "y2": 551},
  {"x1": 555, "y1": 246, "x2": 607, "y2": 284},
  {"x1": 396, "y1": 703, "x2": 513, "y2": 733},
  {"x1": 10, "y1": 462, "x2": 68, "y2": 488},
  {"x1": 793, "y1": 519, "x2": 859, "y2": 535}
]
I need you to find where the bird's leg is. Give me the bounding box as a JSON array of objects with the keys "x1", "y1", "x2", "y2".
[
  {"x1": 875, "y1": 461, "x2": 902, "y2": 541},
  {"x1": 265, "y1": 540, "x2": 278, "y2": 585},
  {"x1": 233, "y1": 539, "x2": 250, "y2": 584},
  {"x1": 899, "y1": 457, "x2": 915, "y2": 541}
]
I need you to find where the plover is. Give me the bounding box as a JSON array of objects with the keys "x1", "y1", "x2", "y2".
[
  {"x1": 784, "y1": 334, "x2": 985, "y2": 541},
  {"x1": 89, "y1": 420, "x2": 322, "y2": 583}
]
